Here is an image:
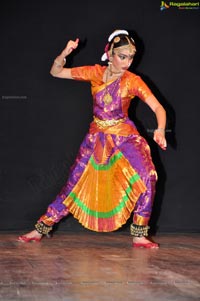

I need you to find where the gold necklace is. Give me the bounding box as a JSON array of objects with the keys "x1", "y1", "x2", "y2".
[
  {"x1": 103, "y1": 68, "x2": 122, "y2": 105},
  {"x1": 108, "y1": 65, "x2": 122, "y2": 77},
  {"x1": 103, "y1": 91, "x2": 113, "y2": 105}
]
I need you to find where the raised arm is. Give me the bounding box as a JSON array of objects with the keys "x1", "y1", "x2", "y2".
[
  {"x1": 50, "y1": 38, "x2": 79, "y2": 79},
  {"x1": 144, "y1": 94, "x2": 167, "y2": 150}
]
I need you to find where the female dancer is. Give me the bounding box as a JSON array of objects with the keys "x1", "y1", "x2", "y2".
[{"x1": 18, "y1": 29, "x2": 167, "y2": 248}]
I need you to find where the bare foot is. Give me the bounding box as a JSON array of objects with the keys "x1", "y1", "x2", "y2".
[
  {"x1": 133, "y1": 236, "x2": 153, "y2": 244},
  {"x1": 18, "y1": 230, "x2": 43, "y2": 243},
  {"x1": 132, "y1": 236, "x2": 159, "y2": 248}
]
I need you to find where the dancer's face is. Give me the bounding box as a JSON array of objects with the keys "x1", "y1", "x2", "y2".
[{"x1": 111, "y1": 47, "x2": 135, "y2": 72}]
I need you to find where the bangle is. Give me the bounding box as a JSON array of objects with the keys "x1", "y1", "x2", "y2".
[
  {"x1": 154, "y1": 128, "x2": 165, "y2": 133},
  {"x1": 54, "y1": 57, "x2": 66, "y2": 68}
]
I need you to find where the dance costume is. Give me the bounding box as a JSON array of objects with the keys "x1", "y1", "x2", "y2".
[{"x1": 36, "y1": 64, "x2": 157, "y2": 235}]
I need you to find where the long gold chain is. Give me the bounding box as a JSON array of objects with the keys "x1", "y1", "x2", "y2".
[{"x1": 103, "y1": 68, "x2": 122, "y2": 105}]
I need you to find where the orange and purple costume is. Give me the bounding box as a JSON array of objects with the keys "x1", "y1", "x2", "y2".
[{"x1": 37, "y1": 65, "x2": 157, "y2": 233}]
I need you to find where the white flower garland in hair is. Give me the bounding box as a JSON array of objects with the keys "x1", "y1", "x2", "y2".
[
  {"x1": 101, "y1": 53, "x2": 108, "y2": 62},
  {"x1": 108, "y1": 29, "x2": 129, "y2": 42}
]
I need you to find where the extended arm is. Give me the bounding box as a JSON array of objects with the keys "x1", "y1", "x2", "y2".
[
  {"x1": 50, "y1": 38, "x2": 79, "y2": 79},
  {"x1": 144, "y1": 94, "x2": 167, "y2": 150}
]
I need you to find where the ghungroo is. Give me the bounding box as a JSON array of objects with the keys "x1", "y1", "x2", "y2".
[
  {"x1": 130, "y1": 223, "x2": 150, "y2": 237},
  {"x1": 35, "y1": 221, "x2": 53, "y2": 235}
]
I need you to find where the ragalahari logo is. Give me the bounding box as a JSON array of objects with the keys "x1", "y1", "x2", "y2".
[
  {"x1": 160, "y1": 1, "x2": 170, "y2": 10},
  {"x1": 160, "y1": 1, "x2": 200, "y2": 10}
]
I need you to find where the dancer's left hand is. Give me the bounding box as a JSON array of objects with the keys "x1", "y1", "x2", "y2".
[{"x1": 153, "y1": 130, "x2": 167, "y2": 150}]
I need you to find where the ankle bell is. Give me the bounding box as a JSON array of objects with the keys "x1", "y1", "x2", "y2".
[
  {"x1": 130, "y1": 223, "x2": 150, "y2": 237},
  {"x1": 35, "y1": 221, "x2": 53, "y2": 235}
]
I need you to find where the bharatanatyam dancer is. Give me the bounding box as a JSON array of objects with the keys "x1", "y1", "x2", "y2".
[{"x1": 18, "y1": 29, "x2": 167, "y2": 248}]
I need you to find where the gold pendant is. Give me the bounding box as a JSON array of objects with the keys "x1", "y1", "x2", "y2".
[{"x1": 103, "y1": 92, "x2": 112, "y2": 105}]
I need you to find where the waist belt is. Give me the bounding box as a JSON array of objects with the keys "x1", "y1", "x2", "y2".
[{"x1": 93, "y1": 116, "x2": 126, "y2": 129}]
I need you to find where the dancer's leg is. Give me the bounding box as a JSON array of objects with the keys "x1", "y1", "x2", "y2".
[
  {"x1": 18, "y1": 133, "x2": 96, "y2": 242},
  {"x1": 119, "y1": 135, "x2": 158, "y2": 248}
]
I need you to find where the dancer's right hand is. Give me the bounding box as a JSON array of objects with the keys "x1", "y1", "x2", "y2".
[{"x1": 62, "y1": 38, "x2": 79, "y2": 56}]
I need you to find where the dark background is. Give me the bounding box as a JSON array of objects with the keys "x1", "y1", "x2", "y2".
[{"x1": 0, "y1": 0, "x2": 199, "y2": 233}]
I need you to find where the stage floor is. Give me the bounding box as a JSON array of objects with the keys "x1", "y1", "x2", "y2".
[{"x1": 0, "y1": 232, "x2": 199, "y2": 301}]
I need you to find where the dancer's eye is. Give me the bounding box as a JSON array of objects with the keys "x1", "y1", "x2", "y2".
[
  {"x1": 118, "y1": 54, "x2": 126, "y2": 60},
  {"x1": 118, "y1": 54, "x2": 134, "y2": 61}
]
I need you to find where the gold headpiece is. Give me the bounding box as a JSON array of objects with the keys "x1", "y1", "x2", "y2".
[
  {"x1": 101, "y1": 29, "x2": 136, "y2": 61},
  {"x1": 114, "y1": 36, "x2": 120, "y2": 43},
  {"x1": 110, "y1": 36, "x2": 136, "y2": 56}
]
